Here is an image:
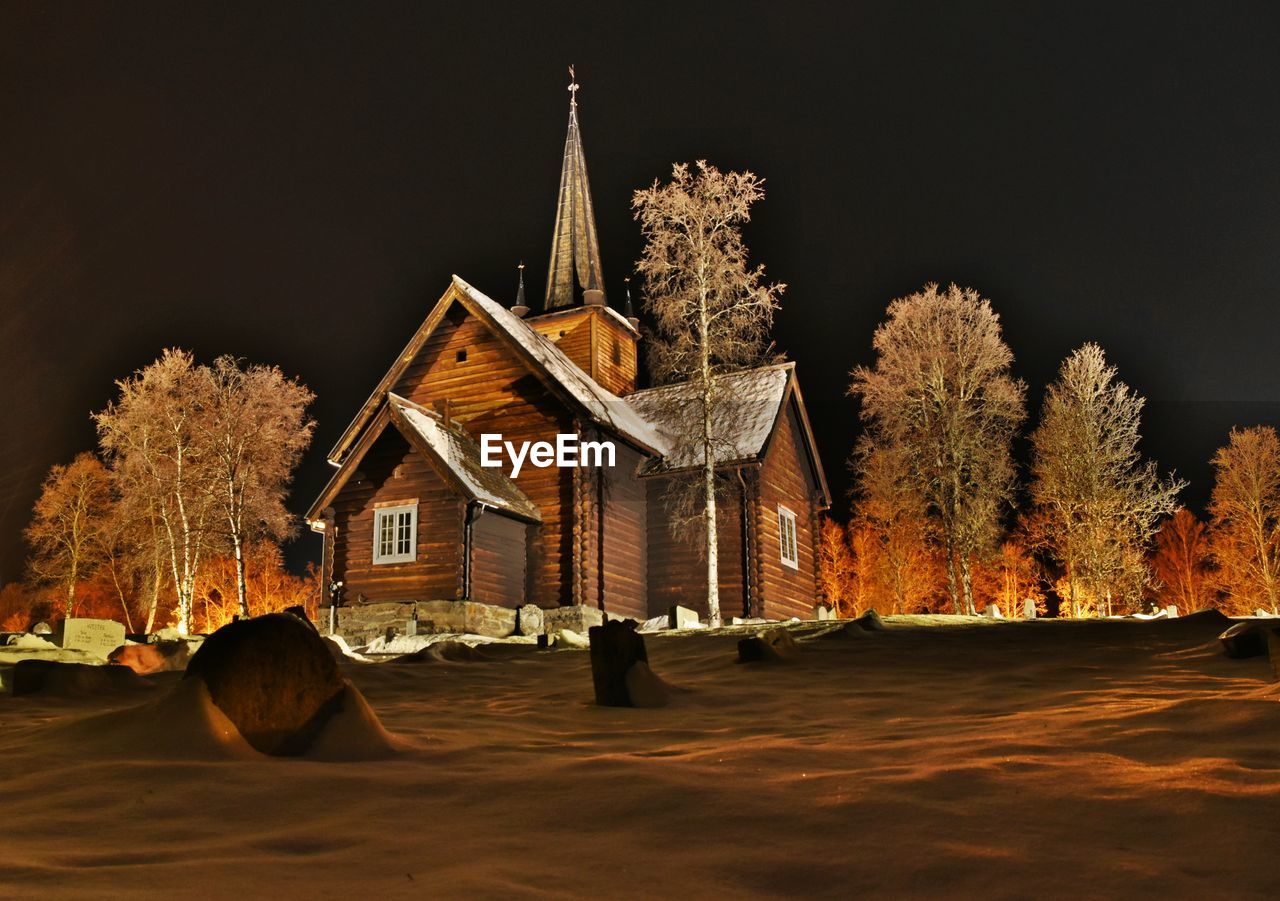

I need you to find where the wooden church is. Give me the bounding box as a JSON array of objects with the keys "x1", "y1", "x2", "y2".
[{"x1": 306, "y1": 81, "x2": 830, "y2": 635}]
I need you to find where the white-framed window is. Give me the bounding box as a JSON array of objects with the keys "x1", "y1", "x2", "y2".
[
  {"x1": 777, "y1": 504, "x2": 799, "y2": 569},
  {"x1": 373, "y1": 502, "x2": 418, "y2": 565}
]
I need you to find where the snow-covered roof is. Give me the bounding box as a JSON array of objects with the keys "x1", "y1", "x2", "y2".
[
  {"x1": 389, "y1": 394, "x2": 541, "y2": 522},
  {"x1": 451, "y1": 276, "x2": 669, "y2": 454},
  {"x1": 625, "y1": 363, "x2": 795, "y2": 474}
]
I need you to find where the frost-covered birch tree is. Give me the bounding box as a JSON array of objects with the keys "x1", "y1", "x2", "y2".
[
  {"x1": 1209, "y1": 425, "x2": 1280, "y2": 615},
  {"x1": 1029, "y1": 343, "x2": 1182, "y2": 616},
  {"x1": 200, "y1": 356, "x2": 314, "y2": 617},
  {"x1": 633, "y1": 161, "x2": 784, "y2": 627},
  {"x1": 850, "y1": 283, "x2": 1024, "y2": 615},
  {"x1": 96, "y1": 348, "x2": 214, "y2": 634}
]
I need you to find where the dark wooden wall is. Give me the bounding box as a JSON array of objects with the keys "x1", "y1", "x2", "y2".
[
  {"x1": 754, "y1": 399, "x2": 819, "y2": 620},
  {"x1": 332, "y1": 428, "x2": 463, "y2": 604},
  {"x1": 527, "y1": 307, "x2": 638, "y2": 397},
  {"x1": 470, "y1": 512, "x2": 527, "y2": 606},
  {"x1": 390, "y1": 302, "x2": 575, "y2": 607},
  {"x1": 644, "y1": 476, "x2": 749, "y2": 621},
  {"x1": 599, "y1": 443, "x2": 647, "y2": 620}
]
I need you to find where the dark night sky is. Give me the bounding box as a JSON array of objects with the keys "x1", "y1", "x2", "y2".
[{"x1": 2, "y1": 2, "x2": 1279, "y2": 583}]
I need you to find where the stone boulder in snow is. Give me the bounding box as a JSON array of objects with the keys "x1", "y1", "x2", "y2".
[
  {"x1": 856, "y1": 610, "x2": 888, "y2": 632},
  {"x1": 737, "y1": 627, "x2": 799, "y2": 663},
  {"x1": 185, "y1": 613, "x2": 346, "y2": 755},
  {"x1": 1219, "y1": 621, "x2": 1274, "y2": 659}
]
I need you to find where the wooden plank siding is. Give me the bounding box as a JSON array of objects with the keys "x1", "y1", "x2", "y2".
[
  {"x1": 389, "y1": 301, "x2": 575, "y2": 607},
  {"x1": 526, "y1": 306, "x2": 638, "y2": 396},
  {"x1": 332, "y1": 428, "x2": 464, "y2": 604},
  {"x1": 470, "y1": 512, "x2": 527, "y2": 606},
  {"x1": 588, "y1": 313, "x2": 639, "y2": 397},
  {"x1": 645, "y1": 476, "x2": 750, "y2": 621},
  {"x1": 599, "y1": 443, "x2": 647, "y2": 619},
  {"x1": 753, "y1": 399, "x2": 820, "y2": 619}
]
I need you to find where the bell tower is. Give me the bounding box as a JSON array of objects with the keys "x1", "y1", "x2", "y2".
[{"x1": 526, "y1": 68, "x2": 639, "y2": 396}]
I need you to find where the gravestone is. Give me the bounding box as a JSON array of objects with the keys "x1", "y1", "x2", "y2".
[
  {"x1": 813, "y1": 605, "x2": 835, "y2": 622},
  {"x1": 667, "y1": 605, "x2": 700, "y2": 630},
  {"x1": 588, "y1": 619, "x2": 648, "y2": 707},
  {"x1": 1165, "y1": 604, "x2": 1179, "y2": 618},
  {"x1": 517, "y1": 604, "x2": 545, "y2": 636},
  {"x1": 985, "y1": 604, "x2": 1003, "y2": 620},
  {"x1": 1023, "y1": 599, "x2": 1037, "y2": 620},
  {"x1": 62, "y1": 618, "x2": 126, "y2": 659}
]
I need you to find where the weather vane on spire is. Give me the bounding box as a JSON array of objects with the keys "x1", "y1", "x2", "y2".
[{"x1": 568, "y1": 65, "x2": 579, "y2": 108}]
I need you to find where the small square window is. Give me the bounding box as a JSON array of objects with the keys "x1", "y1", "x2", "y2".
[
  {"x1": 456, "y1": 349, "x2": 468, "y2": 363},
  {"x1": 777, "y1": 505, "x2": 798, "y2": 570},
  {"x1": 373, "y1": 503, "x2": 418, "y2": 565}
]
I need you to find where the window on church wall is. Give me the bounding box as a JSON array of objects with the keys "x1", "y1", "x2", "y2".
[
  {"x1": 777, "y1": 505, "x2": 798, "y2": 569},
  {"x1": 373, "y1": 502, "x2": 418, "y2": 565},
  {"x1": 611, "y1": 339, "x2": 621, "y2": 366}
]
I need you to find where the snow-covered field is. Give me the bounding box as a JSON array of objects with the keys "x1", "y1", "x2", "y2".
[{"x1": 1, "y1": 613, "x2": 1277, "y2": 898}]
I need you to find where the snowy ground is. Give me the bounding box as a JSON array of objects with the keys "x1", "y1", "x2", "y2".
[{"x1": 1, "y1": 613, "x2": 1278, "y2": 898}]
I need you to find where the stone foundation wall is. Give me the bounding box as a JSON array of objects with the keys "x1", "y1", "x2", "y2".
[
  {"x1": 331, "y1": 600, "x2": 518, "y2": 646},
  {"x1": 543, "y1": 605, "x2": 606, "y2": 634},
  {"x1": 329, "y1": 601, "x2": 619, "y2": 646}
]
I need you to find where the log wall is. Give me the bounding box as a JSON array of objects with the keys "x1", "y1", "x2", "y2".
[
  {"x1": 331, "y1": 428, "x2": 463, "y2": 604},
  {"x1": 645, "y1": 477, "x2": 748, "y2": 620},
  {"x1": 470, "y1": 512, "x2": 527, "y2": 606},
  {"x1": 600, "y1": 442, "x2": 648, "y2": 620},
  {"x1": 754, "y1": 400, "x2": 820, "y2": 619},
  {"x1": 390, "y1": 302, "x2": 574, "y2": 607}
]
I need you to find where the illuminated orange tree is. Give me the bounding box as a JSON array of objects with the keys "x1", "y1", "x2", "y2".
[
  {"x1": 1150, "y1": 508, "x2": 1215, "y2": 613},
  {"x1": 24, "y1": 453, "x2": 115, "y2": 617},
  {"x1": 816, "y1": 518, "x2": 856, "y2": 615},
  {"x1": 972, "y1": 537, "x2": 1046, "y2": 618},
  {"x1": 190, "y1": 541, "x2": 318, "y2": 634}
]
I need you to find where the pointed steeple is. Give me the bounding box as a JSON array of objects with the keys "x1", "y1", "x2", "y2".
[
  {"x1": 544, "y1": 66, "x2": 606, "y2": 310},
  {"x1": 512, "y1": 261, "x2": 529, "y2": 317},
  {"x1": 624, "y1": 276, "x2": 639, "y2": 329}
]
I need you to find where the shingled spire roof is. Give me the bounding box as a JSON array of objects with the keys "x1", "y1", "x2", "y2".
[{"x1": 544, "y1": 67, "x2": 606, "y2": 310}]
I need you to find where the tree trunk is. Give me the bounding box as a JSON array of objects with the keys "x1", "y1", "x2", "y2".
[
  {"x1": 959, "y1": 554, "x2": 976, "y2": 616},
  {"x1": 700, "y1": 289, "x2": 722, "y2": 628},
  {"x1": 107, "y1": 556, "x2": 135, "y2": 633},
  {"x1": 944, "y1": 539, "x2": 961, "y2": 615},
  {"x1": 145, "y1": 553, "x2": 161, "y2": 634},
  {"x1": 233, "y1": 531, "x2": 249, "y2": 617}
]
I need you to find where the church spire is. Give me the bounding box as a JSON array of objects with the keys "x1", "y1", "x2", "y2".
[
  {"x1": 512, "y1": 261, "x2": 529, "y2": 317},
  {"x1": 544, "y1": 66, "x2": 606, "y2": 310}
]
